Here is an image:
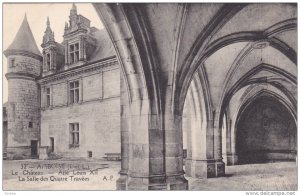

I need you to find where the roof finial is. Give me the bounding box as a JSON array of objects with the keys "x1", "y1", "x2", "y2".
[
  {"x1": 24, "y1": 13, "x2": 27, "y2": 21},
  {"x1": 72, "y1": 3, "x2": 77, "y2": 11},
  {"x1": 47, "y1": 16, "x2": 50, "y2": 27},
  {"x1": 70, "y1": 3, "x2": 77, "y2": 16}
]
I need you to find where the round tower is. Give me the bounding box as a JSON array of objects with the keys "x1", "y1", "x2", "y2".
[{"x1": 4, "y1": 15, "x2": 42, "y2": 159}]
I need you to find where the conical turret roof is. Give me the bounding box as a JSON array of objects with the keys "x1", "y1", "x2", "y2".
[{"x1": 5, "y1": 14, "x2": 42, "y2": 57}]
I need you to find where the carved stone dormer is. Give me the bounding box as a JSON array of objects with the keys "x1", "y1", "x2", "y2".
[
  {"x1": 43, "y1": 17, "x2": 55, "y2": 43},
  {"x1": 63, "y1": 3, "x2": 96, "y2": 69},
  {"x1": 41, "y1": 17, "x2": 57, "y2": 76}
]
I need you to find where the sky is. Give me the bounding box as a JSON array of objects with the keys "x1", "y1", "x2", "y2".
[{"x1": 2, "y1": 3, "x2": 104, "y2": 103}]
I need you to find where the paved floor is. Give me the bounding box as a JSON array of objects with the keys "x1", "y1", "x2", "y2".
[
  {"x1": 2, "y1": 159, "x2": 297, "y2": 191},
  {"x1": 188, "y1": 162, "x2": 297, "y2": 191}
]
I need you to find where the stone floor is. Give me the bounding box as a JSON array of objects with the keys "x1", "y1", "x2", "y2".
[
  {"x1": 188, "y1": 162, "x2": 297, "y2": 191},
  {"x1": 2, "y1": 159, "x2": 297, "y2": 191}
]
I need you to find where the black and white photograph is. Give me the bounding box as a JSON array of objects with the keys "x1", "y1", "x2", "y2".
[{"x1": 1, "y1": 2, "x2": 298, "y2": 193}]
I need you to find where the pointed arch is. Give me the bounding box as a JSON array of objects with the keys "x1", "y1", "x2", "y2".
[
  {"x1": 174, "y1": 4, "x2": 247, "y2": 116},
  {"x1": 219, "y1": 63, "x2": 296, "y2": 129},
  {"x1": 203, "y1": 18, "x2": 297, "y2": 64},
  {"x1": 93, "y1": 3, "x2": 162, "y2": 114},
  {"x1": 233, "y1": 89, "x2": 297, "y2": 164},
  {"x1": 223, "y1": 86, "x2": 297, "y2": 165},
  {"x1": 236, "y1": 89, "x2": 297, "y2": 127}
]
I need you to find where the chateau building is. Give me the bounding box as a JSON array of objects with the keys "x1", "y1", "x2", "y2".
[{"x1": 3, "y1": 4, "x2": 121, "y2": 160}]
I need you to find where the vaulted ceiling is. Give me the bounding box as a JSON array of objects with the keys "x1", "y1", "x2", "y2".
[{"x1": 94, "y1": 3, "x2": 297, "y2": 122}]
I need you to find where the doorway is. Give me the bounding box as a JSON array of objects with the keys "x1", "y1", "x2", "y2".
[
  {"x1": 31, "y1": 140, "x2": 38, "y2": 158},
  {"x1": 50, "y1": 137, "x2": 54, "y2": 153}
]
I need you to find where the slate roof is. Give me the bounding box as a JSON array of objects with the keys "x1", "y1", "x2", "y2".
[
  {"x1": 89, "y1": 28, "x2": 116, "y2": 62},
  {"x1": 6, "y1": 15, "x2": 42, "y2": 56},
  {"x1": 54, "y1": 28, "x2": 116, "y2": 71},
  {"x1": 5, "y1": 14, "x2": 116, "y2": 71}
]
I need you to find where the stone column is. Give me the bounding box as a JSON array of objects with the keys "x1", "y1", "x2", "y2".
[
  {"x1": 93, "y1": 4, "x2": 188, "y2": 190},
  {"x1": 64, "y1": 41, "x2": 69, "y2": 67},
  {"x1": 41, "y1": 86, "x2": 45, "y2": 110},
  {"x1": 66, "y1": 80, "x2": 70, "y2": 106},
  {"x1": 184, "y1": 84, "x2": 216, "y2": 178},
  {"x1": 49, "y1": 48, "x2": 53, "y2": 70},
  {"x1": 116, "y1": 72, "x2": 129, "y2": 190},
  {"x1": 80, "y1": 36, "x2": 86, "y2": 61},
  {"x1": 164, "y1": 87, "x2": 188, "y2": 190},
  {"x1": 222, "y1": 116, "x2": 228, "y2": 165},
  {"x1": 230, "y1": 121, "x2": 239, "y2": 165},
  {"x1": 50, "y1": 84, "x2": 53, "y2": 108},
  {"x1": 164, "y1": 114, "x2": 187, "y2": 189},
  {"x1": 117, "y1": 80, "x2": 188, "y2": 190},
  {"x1": 79, "y1": 77, "x2": 83, "y2": 104},
  {"x1": 213, "y1": 112, "x2": 225, "y2": 177},
  {"x1": 52, "y1": 48, "x2": 57, "y2": 71},
  {"x1": 185, "y1": 117, "x2": 216, "y2": 178},
  {"x1": 224, "y1": 119, "x2": 238, "y2": 165},
  {"x1": 42, "y1": 51, "x2": 46, "y2": 72},
  {"x1": 126, "y1": 98, "x2": 152, "y2": 190}
]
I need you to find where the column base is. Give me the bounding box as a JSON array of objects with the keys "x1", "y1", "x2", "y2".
[
  {"x1": 185, "y1": 159, "x2": 225, "y2": 178},
  {"x1": 185, "y1": 159, "x2": 216, "y2": 178},
  {"x1": 224, "y1": 153, "x2": 238, "y2": 166},
  {"x1": 127, "y1": 176, "x2": 167, "y2": 190},
  {"x1": 166, "y1": 174, "x2": 188, "y2": 190},
  {"x1": 116, "y1": 173, "x2": 128, "y2": 190},
  {"x1": 215, "y1": 160, "x2": 225, "y2": 177},
  {"x1": 39, "y1": 146, "x2": 49, "y2": 160},
  {"x1": 116, "y1": 173, "x2": 188, "y2": 190}
]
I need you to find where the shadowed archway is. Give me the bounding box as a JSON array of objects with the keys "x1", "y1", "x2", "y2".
[{"x1": 236, "y1": 95, "x2": 297, "y2": 164}]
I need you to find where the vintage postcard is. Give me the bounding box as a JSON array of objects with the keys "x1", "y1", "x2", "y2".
[{"x1": 2, "y1": 2, "x2": 298, "y2": 192}]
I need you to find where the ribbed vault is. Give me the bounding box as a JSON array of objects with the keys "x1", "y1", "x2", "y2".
[{"x1": 93, "y1": 3, "x2": 297, "y2": 190}]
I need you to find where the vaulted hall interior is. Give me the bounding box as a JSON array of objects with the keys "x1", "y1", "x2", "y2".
[{"x1": 3, "y1": 3, "x2": 297, "y2": 191}]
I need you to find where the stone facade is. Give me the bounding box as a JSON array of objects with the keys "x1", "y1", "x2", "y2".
[
  {"x1": 4, "y1": 4, "x2": 121, "y2": 160},
  {"x1": 39, "y1": 62, "x2": 120, "y2": 159},
  {"x1": 6, "y1": 78, "x2": 40, "y2": 159}
]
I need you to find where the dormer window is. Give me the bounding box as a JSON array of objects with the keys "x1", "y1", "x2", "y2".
[
  {"x1": 69, "y1": 43, "x2": 79, "y2": 64},
  {"x1": 62, "y1": 4, "x2": 96, "y2": 68},
  {"x1": 41, "y1": 17, "x2": 60, "y2": 75}
]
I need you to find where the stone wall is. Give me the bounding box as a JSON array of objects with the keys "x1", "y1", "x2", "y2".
[
  {"x1": 236, "y1": 96, "x2": 297, "y2": 164},
  {"x1": 40, "y1": 64, "x2": 121, "y2": 159},
  {"x1": 3, "y1": 121, "x2": 8, "y2": 158},
  {"x1": 8, "y1": 55, "x2": 41, "y2": 76},
  {"x1": 6, "y1": 78, "x2": 40, "y2": 159}
]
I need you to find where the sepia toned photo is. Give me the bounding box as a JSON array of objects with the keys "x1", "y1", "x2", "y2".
[{"x1": 2, "y1": 2, "x2": 298, "y2": 191}]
